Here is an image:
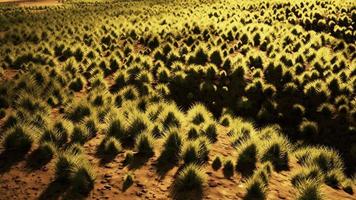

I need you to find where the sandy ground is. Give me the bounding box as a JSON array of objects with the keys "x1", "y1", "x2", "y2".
[{"x1": 0, "y1": 124, "x2": 355, "y2": 200}]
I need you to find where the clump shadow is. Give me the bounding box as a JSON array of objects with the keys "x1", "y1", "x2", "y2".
[
  {"x1": 38, "y1": 179, "x2": 89, "y2": 200},
  {"x1": 26, "y1": 149, "x2": 53, "y2": 170},
  {"x1": 0, "y1": 150, "x2": 27, "y2": 174}
]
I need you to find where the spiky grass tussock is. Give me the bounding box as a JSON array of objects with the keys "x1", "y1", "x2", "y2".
[
  {"x1": 31, "y1": 113, "x2": 50, "y2": 130},
  {"x1": 123, "y1": 151, "x2": 134, "y2": 166},
  {"x1": 2, "y1": 125, "x2": 35, "y2": 153},
  {"x1": 229, "y1": 120, "x2": 255, "y2": 147},
  {"x1": 157, "y1": 103, "x2": 185, "y2": 130},
  {"x1": 299, "y1": 120, "x2": 319, "y2": 139},
  {"x1": 69, "y1": 76, "x2": 86, "y2": 92},
  {"x1": 296, "y1": 179, "x2": 323, "y2": 200},
  {"x1": 84, "y1": 117, "x2": 99, "y2": 137},
  {"x1": 122, "y1": 172, "x2": 134, "y2": 191},
  {"x1": 55, "y1": 152, "x2": 95, "y2": 193},
  {"x1": 186, "y1": 103, "x2": 213, "y2": 125},
  {"x1": 251, "y1": 162, "x2": 273, "y2": 185},
  {"x1": 28, "y1": 141, "x2": 56, "y2": 168},
  {"x1": 257, "y1": 125, "x2": 282, "y2": 140},
  {"x1": 0, "y1": 109, "x2": 6, "y2": 119},
  {"x1": 98, "y1": 136, "x2": 122, "y2": 157},
  {"x1": 125, "y1": 110, "x2": 152, "y2": 145},
  {"x1": 111, "y1": 71, "x2": 128, "y2": 92},
  {"x1": 157, "y1": 67, "x2": 171, "y2": 82},
  {"x1": 39, "y1": 120, "x2": 72, "y2": 147},
  {"x1": 186, "y1": 125, "x2": 199, "y2": 140},
  {"x1": 259, "y1": 134, "x2": 290, "y2": 171},
  {"x1": 181, "y1": 141, "x2": 200, "y2": 165},
  {"x1": 342, "y1": 179, "x2": 354, "y2": 195},
  {"x1": 219, "y1": 114, "x2": 233, "y2": 127},
  {"x1": 303, "y1": 80, "x2": 330, "y2": 106},
  {"x1": 324, "y1": 169, "x2": 345, "y2": 188},
  {"x1": 145, "y1": 102, "x2": 164, "y2": 122},
  {"x1": 212, "y1": 155, "x2": 222, "y2": 170},
  {"x1": 71, "y1": 125, "x2": 90, "y2": 144},
  {"x1": 158, "y1": 128, "x2": 184, "y2": 163},
  {"x1": 40, "y1": 129, "x2": 65, "y2": 147},
  {"x1": 16, "y1": 93, "x2": 51, "y2": 115},
  {"x1": 188, "y1": 47, "x2": 208, "y2": 66},
  {"x1": 236, "y1": 142, "x2": 258, "y2": 176},
  {"x1": 90, "y1": 93, "x2": 111, "y2": 107},
  {"x1": 106, "y1": 114, "x2": 127, "y2": 139},
  {"x1": 293, "y1": 146, "x2": 344, "y2": 173},
  {"x1": 291, "y1": 165, "x2": 322, "y2": 186},
  {"x1": 150, "y1": 124, "x2": 164, "y2": 138},
  {"x1": 119, "y1": 86, "x2": 139, "y2": 101},
  {"x1": 66, "y1": 101, "x2": 92, "y2": 123},
  {"x1": 66, "y1": 143, "x2": 84, "y2": 155},
  {"x1": 2, "y1": 113, "x2": 18, "y2": 130},
  {"x1": 172, "y1": 164, "x2": 206, "y2": 199},
  {"x1": 196, "y1": 136, "x2": 211, "y2": 162},
  {"x1": 243, "y1": 178, "x2": 267, "y2": 200},
  {"x1": 55, "y1": 152, "x2": 81, "y2": 181},
  {"x1": 210, "y1": 49, "x2": 223, "y2": 67},
  {"x1": 71, "y1": 164, "x2": 96, "y2": 194},
  {"x1": 312, "y1": 152, "x2": 344, "y2": 173},
  {"x1": 223, "y1": 158, "x2": 235, "y2": 178},
  {"x1": 202, "y1": 122, "x2": 218, "y2": 143},
  {"x1": 180, "y1": 137, "x2": 210, "y2": 165},
  {"x1": 53, "y1": 119, "x2": 74, "y2": 143},
  {"x1": 135, "y1": 133, "x2": 155, "y2": 157}
]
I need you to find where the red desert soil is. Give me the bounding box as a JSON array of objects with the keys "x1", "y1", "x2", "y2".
[
  {"x1": 0, "y1": 125, "x2": 355, "y2": 200},
  {"x1": 0, "y1": 0, "x2": 62, "y2": 7}
]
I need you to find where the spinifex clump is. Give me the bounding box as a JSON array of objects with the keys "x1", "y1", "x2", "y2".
[{"x1": 0, "y1": 0, "x2": 355, "y2": 199}]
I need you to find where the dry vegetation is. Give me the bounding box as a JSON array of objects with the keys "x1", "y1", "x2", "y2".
[{"x1": 0, "y1": 0, "x2": 355, "y2": 199}]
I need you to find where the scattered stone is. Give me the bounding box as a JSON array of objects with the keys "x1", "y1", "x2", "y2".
[
  {"x1": 136, "y1": 183, "x2": 144, "y2": 188},
  {"x1": 104, "y1": 165, "x2": 113, "y2": 169},
  {"x1": 104, "y1": 174, "x2": 112, "y2": 178},
  {"x1": 209, "y1": 180, "x2": 218, "y2": 187}
]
